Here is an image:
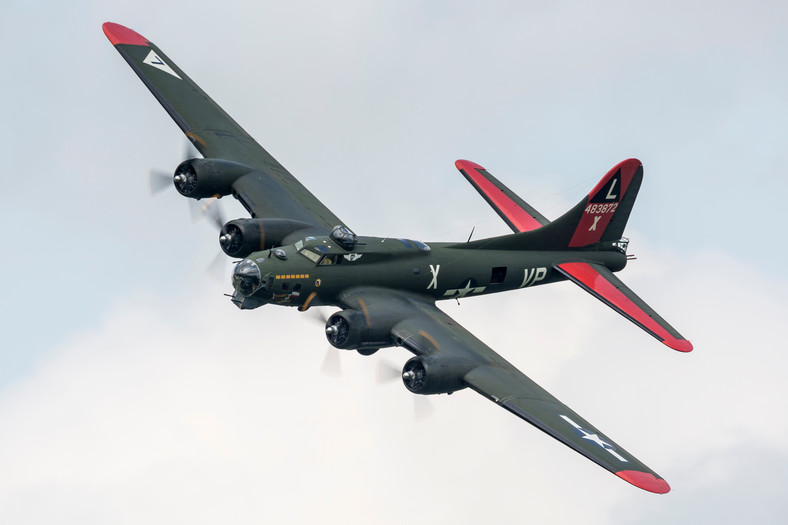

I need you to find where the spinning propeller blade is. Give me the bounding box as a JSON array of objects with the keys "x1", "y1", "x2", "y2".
[
  {"x1": 320, "y1": 349, "x2": 343, "y2": 378},
  {"x1": 148, "y1": 169, "x2": 172, "y2": 195},
  {"x1": 377, "y1": 359, "x2": 435, "y2": 421}
]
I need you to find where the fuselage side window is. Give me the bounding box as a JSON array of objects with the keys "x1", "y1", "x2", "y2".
[
  {"x1": 318, "y1": 254, "x2": 343, "y2": 265},
  {"x1": 491, "y1": 266, "x2": 507, "y2": 284}
]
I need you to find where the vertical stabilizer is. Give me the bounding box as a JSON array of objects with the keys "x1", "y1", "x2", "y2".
[{"x1": 566, "y1": 158, "x2": 643, "y2": 247}]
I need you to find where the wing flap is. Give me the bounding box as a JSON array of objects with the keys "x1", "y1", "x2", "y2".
[
  {"x1": 455, "y1": 160, "x2": 549, "y2": 233},
  {"x1": 556, "y1": 262, "x2": 693, "y2": 352}
]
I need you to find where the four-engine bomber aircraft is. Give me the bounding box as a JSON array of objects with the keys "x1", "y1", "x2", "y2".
[{"x1": 104, "y1": 22, "x2": 692, "y2": 494}]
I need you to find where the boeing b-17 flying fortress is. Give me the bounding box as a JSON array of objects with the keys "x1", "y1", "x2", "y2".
[{"x1": 104, "y1": 22, "x2": 692, "y2": 494}]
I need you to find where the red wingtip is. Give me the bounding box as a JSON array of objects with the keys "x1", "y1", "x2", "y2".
[
  {"x1": 616, "y1": 470, "x2": 671, "y2": 494},
  {"x1": 664, "y1": 338, "x2": 694, "y2": 353},
  {"x1": 102, "y1": 22, "x2": 150, "y2": 47},
  {"x1": 455, "y1": 159, "x2": 485, "y2": 171}
]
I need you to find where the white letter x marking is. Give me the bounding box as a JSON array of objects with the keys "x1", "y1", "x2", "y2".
[
  {"x1": 428, "y1": 264, "x2": 440, "y2": 289},
  {"x1": 589, "y1": 215, "x2": 602, "y2": 231}
]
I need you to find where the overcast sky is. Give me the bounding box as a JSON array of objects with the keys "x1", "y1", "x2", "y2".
[{"x1": 2, "y1": 1, "x2": 787, "y2": 523}]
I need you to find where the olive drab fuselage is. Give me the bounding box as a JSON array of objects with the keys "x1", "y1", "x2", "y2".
[{"x1": 231, "y1": 234, "x2": 628, "y2": 310}]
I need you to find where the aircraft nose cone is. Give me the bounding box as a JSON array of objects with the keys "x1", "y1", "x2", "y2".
[{"x1": 232, "y1": 259, "x2": 262, "y2": 296}]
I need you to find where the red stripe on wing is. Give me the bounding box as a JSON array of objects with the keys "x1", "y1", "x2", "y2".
[
  {"x1": 455, "y1": 160, "x2": 544, "y2": 233},
  {"x1": 103, "y1": 22, "x2": 150, "y2": 47},
  {"x1": 557, "y1": 262, "x2": 693, "y2": 352}
]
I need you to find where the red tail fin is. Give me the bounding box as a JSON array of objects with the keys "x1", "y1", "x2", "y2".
[{"x1": 568, "y1": 159, "x2": 642, "y2": 247}]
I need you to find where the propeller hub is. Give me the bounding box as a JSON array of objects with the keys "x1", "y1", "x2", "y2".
[
  {"x1": 218, "y1": 223, "x2": 244, "y2": 256},
  {"x1": 173, "y1": 160, "x2": 199, "y2": 196}
]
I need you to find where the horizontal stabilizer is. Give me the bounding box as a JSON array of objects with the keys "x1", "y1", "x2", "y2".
[
  {"x1": 455, "y1": 160, "x2": 549, "y2": 233},
  {"x1": 556, "y1": 262, "x2": 693, "y2": 352}
]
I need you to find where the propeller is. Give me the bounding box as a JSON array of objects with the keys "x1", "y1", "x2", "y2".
[
  {"x1": 376, "y1": 358, "x2": 435, "y2": 421},
  {"x1": 375, "y1": 359, "x2": 402, "y2": 385},
  {"x1": 320, "y1": 349, "x2": 343, "y2": 378},
  {"x1": 304, "y1": 307, "x2": 332, "y2": 326},
  {"x1": 188, "y1": 198, "x2": 232, "y2": 283},
  {"x1": 206, "y1": 251, "x2": 230, "y2": 283},
  {"x1": 147, "y1": 142, "x2": 234, "y2": 283},
  {"x1": 146, "y1": 142, "x2": 227, "y2": 229},
  {"x1": 305, "y1": 309, "x2": 436, "y2": 420},
  {"x1": 413, "y1": 395, "x2": 436, "y2": 422},
  {"x1": 148, "y1": 168, "x2": 172, "y2": 195},
  {"x1": 148, "y1": 140, "x2": 201, "y2": 196},
  {"x1": 189, "y1": 197, "x2": 226, "y2": 229},
  {"x1": 303, "y1": 308, "x2": 345, "y2": 379}
]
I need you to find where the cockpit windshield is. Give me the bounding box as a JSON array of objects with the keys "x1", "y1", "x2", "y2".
[{"x1": 299, "y1": 249, "x2": 322, "y2": 264}]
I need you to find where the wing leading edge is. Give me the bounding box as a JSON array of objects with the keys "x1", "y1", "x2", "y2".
[
  {"x1": 338, "y1": 288, "x2": 671, "y2": 493},
  {"x1": 103, "y1": 22, "x2": 346, "y2": 233}
]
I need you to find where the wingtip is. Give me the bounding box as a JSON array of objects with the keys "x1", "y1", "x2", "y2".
[
  {"x1": 455, "y1": 159, "x2": 485, "y2": 171},
  {"x1": 102, "y1": 22, "x2": 150, "y2": 47},
  {"x1": 616, "y1": 470, "x2": 671, "y2": 494}
]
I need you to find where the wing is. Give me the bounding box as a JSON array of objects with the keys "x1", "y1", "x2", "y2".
[
  {"x1": 338, "y1": 288, "x2": 671, "y2": 493},
  {"x1": 455, "y1": 160, "x2": 550, "y2": 232},
  {"x1": 103, "y1": 22, "x2": 345, "y2": 232},
  {"x1": 555, "y1": 262, "x2": 693, "y2": 352}
]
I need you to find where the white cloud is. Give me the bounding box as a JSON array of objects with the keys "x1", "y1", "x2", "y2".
[{"x1": 1, "y1": 241, "x2": 786, "y2": 523}]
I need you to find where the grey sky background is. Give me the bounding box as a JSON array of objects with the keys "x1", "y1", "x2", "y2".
[{"x1": 2, "y1": 1, "x2": 787, "y2": 523}]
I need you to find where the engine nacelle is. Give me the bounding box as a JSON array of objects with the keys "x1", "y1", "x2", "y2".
[
  {"x1": 219, "y1": 218, "x2": 312, "y2": 257},
  {"x1": 173, "y1": 158, "x2": 254, "y2": 199},
  {"x1": 401, "y1": 355, "x2": 474, "y2": 395},
  {"x1": 325, "y1": 310, "x2": 395, "y2": 352}
]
